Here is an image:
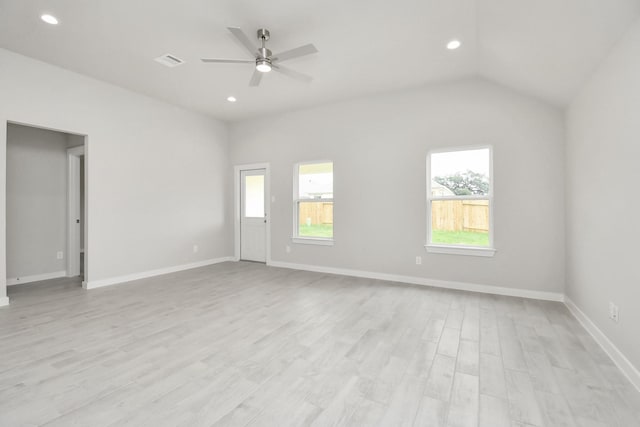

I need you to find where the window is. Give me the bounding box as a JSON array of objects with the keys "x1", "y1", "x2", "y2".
[
  {"x1": 244, "y1": 174, "x2": 264, "y2": 218},
  {"x1": 426, "y1": 147, "x2": 495, "y2": 256},
  {"x1": 293, "y1": 161, "x2": 333, "y2": 245}
]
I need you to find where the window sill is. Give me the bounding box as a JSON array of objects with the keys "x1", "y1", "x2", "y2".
[
  {"x1": 292, "y1": 237, "x2": 334, "y2": 246},
  {"x1": 425, "y1": 244, "x2": 496, "y2": 257}
]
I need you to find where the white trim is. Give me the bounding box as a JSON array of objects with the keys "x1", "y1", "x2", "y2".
[
  {"x1": 7, "y1": 270, "x2": 67, "y2": 286},
  {"x1": 425, "y1": 244, "x2": 496, "y2": 257},
  {"x1": 67, "y1": 148, "x2": 82, "y2": 277},
  {"x1": 565, "y1": 298, "x2": 640, "y2": 392},
  {"x1": 83, "y1": 138, "x2": 89, "y2": 281},
  {"x1": 0, "y1": 296, "x2": 9, "y2": 307},
  {"x1": 292, "y1": 237, "x2": 334, "y2": 246},
  {"x1": 67, "y1": 145, "x2": 85, "y2": 156},
  {"x1": 234, "y1": 163, "x2": 271, "y2": 264},
  {"x1": 267, "y1": 260, "x2": 563, "y2": 302},
  {"x1": 66, "y1": 142, "x2": 87, "y2": 281},
  {"x1": 429, "y1": 195, "x2": 493, "y2": 201},
  {"x1": 83, "y1": 257, "x2": 234, "y2": 290},
  {"x1": 428, "y1": 144, "x2": 495, "y2": 155}
]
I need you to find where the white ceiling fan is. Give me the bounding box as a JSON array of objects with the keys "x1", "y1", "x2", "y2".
[{"x1": 201, "y1": 27, "x2": 318, "y2": 87}]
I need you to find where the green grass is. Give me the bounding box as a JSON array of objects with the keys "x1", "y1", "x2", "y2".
[
  {"x1": 299, "y1": 223, "x2": 333, "y2": 238},
  {"x1": 432, "y1": 230, "x2": 489, "y2": 246},
  {"x1": 298, "y1": 225, "x2": 486, "y2": 244}
]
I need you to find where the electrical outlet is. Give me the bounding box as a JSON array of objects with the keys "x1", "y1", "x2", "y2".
[
  {"x1": 57, "y1": 251, "x2": 64, "y2": 260},
  {"x1": 609, "y1": 302, "x2": 619, "y2": 323},
  {"x1": 193, "y1": 245, "x2": 199, "y2": 253},
  {"x1": 416, "y1": 256, "x2": 422, "y2": 265},
  {"x1": 285, "y1": 245, "x2": 291, "y2": 253}
]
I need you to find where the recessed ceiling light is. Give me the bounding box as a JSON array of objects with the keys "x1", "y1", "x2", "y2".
[
  {"x1": 41, "y1": 14, "x2": 59, "y2": 25},
  {"x1": 227, "y1": 96, "x2": 237, "y2": 103},
  {"x1": 447, "y1": 39, "x2": 461, "y2": 50}
]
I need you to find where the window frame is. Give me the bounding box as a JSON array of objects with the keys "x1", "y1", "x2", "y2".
[
  {"x1": 426, "y1": 145, "x2": 496, "y2": 257},
  {"x1": 292, "y1": 160, "x2": 334, "y2": 246}
]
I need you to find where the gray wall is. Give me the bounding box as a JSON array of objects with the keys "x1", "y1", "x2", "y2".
[
  {"x1": 0, "y1": 48, "x2": 232, "y2": 300},
  {"x1": 66, "y1": 134, "x2": 84, "y2": 148},
  {"x1": 567, "y1": 19, "x2": 640, "y2": 369},
  {"x1": 6, "y1": 123, "x2": 68, "y2": 280},
  {"x1": 230, "y1": 78, "x2": 566, "y2": 294}
]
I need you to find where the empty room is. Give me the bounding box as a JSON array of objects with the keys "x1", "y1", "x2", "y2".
[{"x1": 0, "y1": 1, "x2": 639, "y2": 426}]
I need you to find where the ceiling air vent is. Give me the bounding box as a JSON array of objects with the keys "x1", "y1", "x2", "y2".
[{"x1": 154, "y1": 54, "x2": 185, "y2": 68}]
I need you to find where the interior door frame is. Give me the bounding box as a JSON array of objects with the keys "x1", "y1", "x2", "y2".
[
  {"x1": 234, "y1": 163, "x2": 271, "y2": 264},
  {"x1": 67, "y1": 145, "x2": 85, "y2": 278}
]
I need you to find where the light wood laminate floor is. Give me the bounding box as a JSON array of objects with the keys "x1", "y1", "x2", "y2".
[{"x1": 1, "y1": 262, "x2": 639, "y2": 426}]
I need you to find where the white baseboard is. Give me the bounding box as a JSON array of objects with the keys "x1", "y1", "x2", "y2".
[
  {"x1": 7, "y1": 270, "x2": 67, "y2": 286},
  {"x1": 83, "y1": 257, "x2": 235, "y2": 290},
  {"x1": 565, "y1": 298, "x2": 640, "y2": 392},
  {"x1": 0, "y1": 296, "x2": 9, "y2": 307},
  {"x1": 267, "y1": 260, "x2": 564, "y2": 302}
]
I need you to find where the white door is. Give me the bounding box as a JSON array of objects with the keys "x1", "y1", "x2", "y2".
[
  {"x1": 67, "y1": 147, "x2": 84, "y2": 277},
  {"x1": 240, "y1": 169, "x2": 266, "y2": 262}
]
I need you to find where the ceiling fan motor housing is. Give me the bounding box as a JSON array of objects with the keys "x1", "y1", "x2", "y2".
[{"x1": 258, "y1": 47, "x2": 272, "y2": 60}]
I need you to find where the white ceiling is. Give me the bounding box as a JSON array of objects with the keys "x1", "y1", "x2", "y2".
[{"x1": 1, "y1": 0, "x2": 638, "y2": 121}]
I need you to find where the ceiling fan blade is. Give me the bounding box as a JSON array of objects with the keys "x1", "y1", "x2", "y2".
[
  {"x1": 227, "y1": 27, "x2": 258, "y2": 57},
  {"x1": 201, "y1": 58, "x2": 255, "y2": 63},
  {"x1": 272, "y1": 64, "x2": 313, "y2": 83},
  {"x1": 249, "y1": 69, "x2": 263, "y2": 87},
  {"x1": 272, "y1": 44, "x2": 318, "y2": 62}
]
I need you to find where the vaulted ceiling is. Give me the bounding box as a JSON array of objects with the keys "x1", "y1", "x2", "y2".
[{"x1": 1, "y1": 0, "x2": 638, "y2": 121}]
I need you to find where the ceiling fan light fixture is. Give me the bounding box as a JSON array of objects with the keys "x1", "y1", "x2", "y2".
[{"x1": 256, "y1": 59, "x2": 272, "y2": 73}]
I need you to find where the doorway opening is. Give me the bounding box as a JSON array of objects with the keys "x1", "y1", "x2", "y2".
[
  {"x1": 5, "y1": 121, "x2": 87, "y2": 288},
  {"x1": 234, "y1": 163, "x2": 270, "y2": 263}
]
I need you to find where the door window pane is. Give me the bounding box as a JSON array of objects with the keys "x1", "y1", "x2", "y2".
[
  {"x1": 244, "y1": 175, "x2": 264, "y2": 218},
  {"x1": 298, "y1": 201, "x2": 333, "y2": 238}
]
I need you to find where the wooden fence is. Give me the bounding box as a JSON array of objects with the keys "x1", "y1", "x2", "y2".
[
  {"x1": 298, "y1": 200, "x2": 487, "y2": 232},
  {"x1": 432, "y1": 200, "x2": 489, "y2": 232},
  {"x1": 299, "y1": 202, "x2": 334, "y2": 225}
]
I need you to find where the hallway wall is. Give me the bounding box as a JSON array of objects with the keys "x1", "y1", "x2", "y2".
[{"x1": 6, "y1": 123, "x2": 68, "y2": 282}]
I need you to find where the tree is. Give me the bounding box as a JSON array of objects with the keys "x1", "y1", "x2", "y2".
[{"x1": 434, "y1": 170, "x2": 489, "y2": 196}]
